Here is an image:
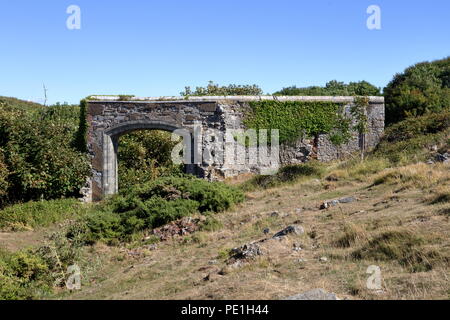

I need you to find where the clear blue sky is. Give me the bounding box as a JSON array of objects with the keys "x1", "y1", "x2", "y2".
[{"x1": 0, "y1": 0, "x2": 449, "y2": 104}]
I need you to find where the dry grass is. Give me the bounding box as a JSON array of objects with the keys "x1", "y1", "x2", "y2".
[
  {"x1": 53, "y1": 160, "x2": 448, "y2": 300},
  {"x1": 2, "y1": 159, "x2": 449, "y2": 300}
]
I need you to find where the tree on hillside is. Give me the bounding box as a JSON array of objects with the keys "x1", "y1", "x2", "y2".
[{"x1": 384, "y1": 56, "x2": 450, "y2": 125}]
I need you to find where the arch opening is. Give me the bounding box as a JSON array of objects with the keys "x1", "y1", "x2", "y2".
[{"x1": 101, "y1": 121, "x2": 194, "y2": 197}]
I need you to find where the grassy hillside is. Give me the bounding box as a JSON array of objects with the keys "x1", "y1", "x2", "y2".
[{"x1": 0, "y1": 109, "x2": 449, "y2": 300}]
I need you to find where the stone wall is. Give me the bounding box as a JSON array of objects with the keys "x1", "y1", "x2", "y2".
[{"x1": 85, "y1": 96, "x2": 384, "y2": 201}]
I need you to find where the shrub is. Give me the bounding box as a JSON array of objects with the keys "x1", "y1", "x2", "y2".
[
  {"x1": 384, "y1": 56, "x2": 450, "y2": 124},
  {"x1": 274, "y1": 80, "x2": 381, "y2": 96},
  {"x1": 0, "y1": 101, "x2": 90, "y2": 205},
  {"x1": 117, "y1": 130, "x2": 183, "y2": 191},
  {"x1": 181, "y1": 81, "x2": 263, "y2": 96},
  {"x1": 0, "y1": 152, "x2": 9, "y2": 206},
  {"x1": 0, "y1": 248, "x2": 51, "y2": 300},
  {"x1": 79, "y1": 176, "x2": 244, "y2": 243}
]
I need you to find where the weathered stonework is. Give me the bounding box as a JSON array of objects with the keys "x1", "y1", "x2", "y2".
[{"x1": 85, "y1": 96, "x2": 384, "y2": 201}]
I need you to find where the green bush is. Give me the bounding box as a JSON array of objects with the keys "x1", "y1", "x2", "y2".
[
  {"x1": 79, "y1": 176, "x2": 244, "y2": 243},
  {"x1": 118, "y1": 130, "x2": 183, "y2": 191},
  {"x1": 0, "y1": 100, "x2": 90, "y2": 205},
  {"x1": 384, "y1": 57, "x2": 450, "y2": 124},
  {"x1": 0, "y1": 249, "x2": 51, "y2": 300},
  {"x1": 0, "y1": 151, "x2": 9, "y2": 206},
  {"x1": 274, "y1": 80, "x2": 381, "y2": 96}
]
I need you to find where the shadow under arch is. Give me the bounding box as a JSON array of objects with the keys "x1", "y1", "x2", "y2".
[{"x1": 101, "y1": 120, "x2": 194, "y2": 197}]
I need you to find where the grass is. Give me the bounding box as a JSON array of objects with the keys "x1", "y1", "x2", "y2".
[
  {"x1": 240, "y1": 162, "x2": 325, "y2": 191},
  {"x1": 0, "y1": 199, "x2": 88, "y2": 231}
]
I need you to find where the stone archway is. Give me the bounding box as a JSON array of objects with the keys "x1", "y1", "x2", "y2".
[
  {"x1": 84, "y1": 96, "x2": 385, "y2": 202},
  {"x1": 100, "y1": 120, "x2": 193, "y2": 197}
]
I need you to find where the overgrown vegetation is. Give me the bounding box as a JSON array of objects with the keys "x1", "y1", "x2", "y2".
[
  {"x1": 374, "y1": 110, "x2": 450, "y2": 164},
  {"x1": 75, "y1": 176, "x2": 244, "y2": 244},
  {"x1": 243, "y1": 100, "x2": 351, "y2": 145},
  {"x1": 0, "y1": 248, "x2": 52, "y2": 300},
  {"x1": 118, "y1": 130, "x2": 183, "y2": 191},
  {"x1": 274, "y1": 80, "x2": 381, "y2": 96},
  {"x1": 0, "y1": 98, "x2": 90, "y2": 207},
  {"x1": 384, "y1": 56, "x2": 450, "y2": 124},
  {"x1": 181, "y1": 81, "x2": 263, "y2": 96}
]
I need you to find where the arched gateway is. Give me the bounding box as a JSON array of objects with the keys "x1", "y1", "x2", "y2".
[{"x1": 84, "y1": 96, "x2": 384, "y2": 202}]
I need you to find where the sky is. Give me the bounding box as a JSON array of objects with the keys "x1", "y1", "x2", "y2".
[{"x1": 0, "y1": 0, "x2": 449, "y2": 105}]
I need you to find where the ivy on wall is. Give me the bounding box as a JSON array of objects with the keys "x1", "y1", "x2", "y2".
[
  {"x1": 73, "y1": 99, "x2": 88, "y2": 153},
  {"x1": 243, "y1": 100, "x2": 352, "y2": 146}
]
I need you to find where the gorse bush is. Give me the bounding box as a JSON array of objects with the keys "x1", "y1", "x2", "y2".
[{"x1": 78, "y1": 176, "x2": 244, "y2": 243}]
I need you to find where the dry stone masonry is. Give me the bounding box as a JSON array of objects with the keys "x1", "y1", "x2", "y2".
[{"x1": 85, "y1": 96, "x2": 384, "y2": 201}]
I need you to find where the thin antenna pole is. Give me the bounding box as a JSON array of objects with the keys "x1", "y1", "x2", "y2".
[{"x1": 43, "y1": 83, "x2": 48, "y2": 106}]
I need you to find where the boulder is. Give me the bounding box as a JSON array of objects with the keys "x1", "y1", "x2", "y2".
[
  {"x1": 229, "y1": 243, "x2": 263, "y2": 261},
  {"x1": 273, "y1": 225, "x2": 305, "y2": 238}
]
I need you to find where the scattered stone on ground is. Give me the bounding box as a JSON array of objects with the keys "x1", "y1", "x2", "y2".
[
  {"x1": 319, "y1": 256, "x2": 328, "y2": 263},
  {"x1": 263, "y1": 228, "x2": 270, "y2": 235},
  {"x1": 151, "y1": 216, "x2": 202, "y2": 241},
  {"x1": 284, "y1": 288, "x2": 339, "y2": 300},
  {"x1": 228, "y1": 243, "x2": 263, "y2": 263},
  {"x1": 320, "y1": 196, "x2": 357, "y2": 209},
  {"x1": 273, "y1": 225, "x2": 304, "y2": 238},
  {"x1": 270, "y1": 211, "x2": 279, "y2": 217},
  {"x1": 427, "y1": 152, "x2": 450, "y2": 164}
]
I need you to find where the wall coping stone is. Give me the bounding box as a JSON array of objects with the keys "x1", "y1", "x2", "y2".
[{"x1": 88, "y1": 96, "x2": 384, "y2": 104}]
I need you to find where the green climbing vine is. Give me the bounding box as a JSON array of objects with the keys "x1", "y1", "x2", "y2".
[
  {"x1": 351, "y1": 96, "x2": 369, "y2": 135},
  {"x1": 243, "y1": 100, "x2": 352, "y2": 146},
  {"x1": 73, "y1": 99, "x2": 88, "y2": 153}
]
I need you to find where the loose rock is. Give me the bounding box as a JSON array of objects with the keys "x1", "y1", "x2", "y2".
[
  {"x1": 273, "y1": 225, "x2": 304, "y2": 238},
  {"x1": 284, "y1": 288, "x2": 339, "y2": 300}
]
